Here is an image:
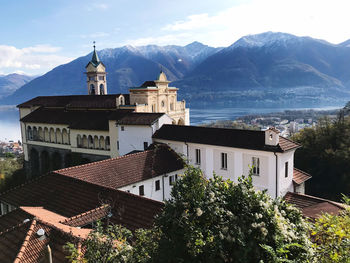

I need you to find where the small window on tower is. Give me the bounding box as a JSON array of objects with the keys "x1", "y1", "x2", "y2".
[{"x1": 98, "y1": 76, "x2": 104, "y2": 80}]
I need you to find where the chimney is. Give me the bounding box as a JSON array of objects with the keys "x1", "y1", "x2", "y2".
[{"x1": 265, "y1": 127, "x2": 280, "y2": 146}]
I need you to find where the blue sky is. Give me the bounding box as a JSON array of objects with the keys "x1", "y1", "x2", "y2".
[{"x1": 1, "y1": 0, "x2": 350, "y2": 76}]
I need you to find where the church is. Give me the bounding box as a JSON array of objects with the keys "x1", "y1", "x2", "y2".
[{"x1": 18, "y1": 45, "x2": 189, "y2": 177}]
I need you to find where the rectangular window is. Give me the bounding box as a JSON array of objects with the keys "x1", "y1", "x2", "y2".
[
  {"x1": 221, "y1": 153, "x2": 227, "y2": 170},
  {"x1": 155, "y1": 180, "x2": 160, "y2": 191},
  {"x1": 98, "y1": 76, "x2": 104, "y2": 80},
  {"x1": 144, "y1": 142, "x2": 148, "y2": 150},
  {"x1": 285, "y1": 162, "x2": 289, "y2": 178},
  {"x1": 121, "y1": 126, "x2": 125, "y2": 131},
  {"x1": 139, "y1": 185, "x2": 144, "y2": 196},
  {"x1": 169, "y1": 175, "x2": 175, "y2": 186},
  {"x1": 252, "y1": 157, "x2": 260, "y2": 176},
  {"x1": 117, "y1": 141, "x2": 119, "y2": 150},
  {"x1": 195, "y1": 149, "x2": 201, "y2": 165}
]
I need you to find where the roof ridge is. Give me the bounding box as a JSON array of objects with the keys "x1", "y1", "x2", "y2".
[
  {"x1": 34, "y1": 217, "x2": 88, "y2": 240},
  {"x1": 54, "y1": 149, "x2": 154, "y2": 174},
  {"x1": 14, "y1": 219, "x2": 37, "y2": 263},
  {"x1": 293, "y1": 167, "x2": 311, "y2": 175},
  {"x1": 0, "y1": 219, "x2": 33, "y2": 237},
  {"x1": 279, "y1": 135, "x2": 301, "y2": 146},
  {"x1": 61, "y1": 204, "x2": 109, "y2": 225},
  {"x1": 286, "y1": 192, "x2": 345, "y2": 210}
]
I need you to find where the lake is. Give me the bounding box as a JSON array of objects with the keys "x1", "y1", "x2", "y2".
[{"x1": 0, "y1": 104, "x2": 342, "y2": 141}]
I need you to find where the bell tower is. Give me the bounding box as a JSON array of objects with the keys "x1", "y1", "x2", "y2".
[{"x1": 85, "y1": 42, "x2": 107, "y2": 95}]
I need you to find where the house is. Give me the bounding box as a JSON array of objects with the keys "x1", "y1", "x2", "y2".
[
  {"x1": 17, "y1": 45, "x2": 189, "y2": 177},
  {"x1": 152, "y1": 124, "x2": 310, "y2": 197},
  {"x1": 52, "y1": 144, "x2": 184, "y2": 202}
]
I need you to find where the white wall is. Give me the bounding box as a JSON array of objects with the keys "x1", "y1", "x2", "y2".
[
  {"x1": 118, "y1": 170, "x2": 184, "y2": 201},
  {"x1": 117, "y1": 115, "x2": 172, "y2": 156},
  {"x1": 154, "y1": 138, "x2": 296, "y2": 198}
]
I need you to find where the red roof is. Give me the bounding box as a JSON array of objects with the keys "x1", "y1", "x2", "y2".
[
  {"x1": 54, "y1": 145, "x2": 184, "y2": 189},
  {"x1": 293, "y1": 168, "x2": 312, "y2": 185},
  {"x1": 0, "y1": 173, "x2": 164, "y2": 231},
  {"x1": 284, "y1": 192, "x2": 345, "y2": 219},
  {"x1": 0, "y1": 207, "x2": 89, "y2": 263}
]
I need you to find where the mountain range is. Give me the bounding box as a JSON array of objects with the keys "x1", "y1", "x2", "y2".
[
  {"x1": 3, "y1": 32, "x2": 350, "y2": 108},
  {"x1": 0, "y1": 74, "x2": 34, "y2": 100}
]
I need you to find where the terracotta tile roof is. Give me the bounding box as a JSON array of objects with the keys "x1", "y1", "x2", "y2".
[
  {"x1": 0, "y1": 209, "x2": 33, "y2": 232},
  {"x1": 54, "y1": 145, "x2": 184, "y2": 189},
  {"x1": 17, "y1": 94, "x2": 130, "y2": 109},
  {"x1": 61, "y1": 204, "x2": 110, "y2": 227},
  {"x1": 0, "y1": 217, "x2": 85, "y2": 263},
  {"x1": 293, "y1": 168, "x2": 312, "y2": 185},
  {"x1": 284, "y1": 192, "x2": 346, "y2": 219},
  {"x1": 278, "y1": 136, "x2": 301, "y2": 152},
  {"x1": 0, "y1": 173, "x2": 164, "y2": 231},
  {"x1": 153, "y1": 125, "x2": 300, "y2": 153}
]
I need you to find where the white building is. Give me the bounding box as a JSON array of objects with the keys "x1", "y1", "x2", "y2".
[{"x1": 153, "y1": 125, "x2": 311, "y2": 198}]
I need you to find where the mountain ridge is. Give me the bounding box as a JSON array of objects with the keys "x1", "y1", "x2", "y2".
[{"x1": 3, "y1": 32, "x2": 350, "y2": 108}]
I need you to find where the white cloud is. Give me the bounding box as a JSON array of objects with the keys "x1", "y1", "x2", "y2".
[
  {"x1": 0, "y1": 44, "x2": 73, "y2": 75},
  {"x1": 122, "y1": 33, "x2": 192, "y2": 46},
  {"x1": 160, "y1": 0, "x2": 350, "y2": 46}
]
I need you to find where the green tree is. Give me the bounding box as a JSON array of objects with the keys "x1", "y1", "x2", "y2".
[
  {"x1": 293, "y1": 115, "x2": 350, "y2": 200},
  {"x1": 310, "y1": 196, "x2": 350, "y2": 262},
  {"x1": 66, "y1": 166, "x2": 313, "y2": 262},
  {"x1": 153, "y1": 166, "x2": 312, "y2": 263}
]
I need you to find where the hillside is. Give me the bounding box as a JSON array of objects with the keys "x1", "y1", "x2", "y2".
[
  {"x1": 1, "y1": 42, "x2": 219, "y2": 105},
  {"x1": 3, "y1": 32, "x2": 350, "y2": 108},
  {"x1": 0, "y1": 74, "x2": 34, "y2": 99}
]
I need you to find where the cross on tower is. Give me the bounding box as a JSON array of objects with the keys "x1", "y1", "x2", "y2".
[{"x1": 93, "y1": 41, "x2": 96, "y2": 50}]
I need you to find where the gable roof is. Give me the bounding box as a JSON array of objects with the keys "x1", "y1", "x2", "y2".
[
  {"x1": 0, "y1": 206, "x2": 90, "y2": 263},
  {"x1": 17, "y1": 94, "x2": 130, "y2": 109},
  {"x1": 153, "y1": 125, "x2": 300, "y2": 153},
  {"x1": 21, "y1": 108, "x2": 166, "y2": 130},
  {"x1": 293, "y1": 168, "x2": 312, "y2": 185},
  {"x1": 284, "y1": 192, "x2": 346, "y2": 219},
  {"x1": 54, "y1": 145, "x2": 184, "y2": 189},
  {"x1": 0, "y1": 172, "x2": 164, "y2": 231}
]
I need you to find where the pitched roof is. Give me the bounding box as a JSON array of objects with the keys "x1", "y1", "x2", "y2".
[
  {"x1": 293, "y1": 168, "x2": 312, "y2": 185},
  {"x1": 153, "y1": 125, "x2": 300, "y2": 153},
  {"x1": 0, "y1": 173, "x2": 164, "y2": 231},
  {"x1": 284, "y1": 192, "x2": 346, "y2": 219},
  {"x1": 140, "y1": 81, "x2": 156, "y2": 87},
  {"x1": 61, "y1": 205, "x2": 110, "y2": 227},
  {"x1": 0, "y1": 206, "x2": 90, "y2": 263},
  {"x1": 21, "y1": 108, "x2": 165, "y2": 130},
  {"x1": 54, "y1": 145, "x2": 184, "y2": 189},
  {"x1": 116, "y1": 112, "x2": 165, "y2": 125},
  {"x1": 17, "y1": 94, "x2": 130, "y2": 109}
]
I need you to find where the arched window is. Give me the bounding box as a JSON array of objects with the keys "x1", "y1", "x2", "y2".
[
  {"x1": 62, "y1": 129, "x2": 69, "y2": 144},
  {"x1": 94, "y1": 135, "x2": 99, "y2": 149},
  {"x1": 88, "y1": 135, "x2": 93, "y2": 149},
  {"x1": 50, "y1": 128, "x2": 55, "y2": 143},
  {"x1": 178, "y1": 118, "x2": 185, "y2": 125},
  {"x1": 56, "y1": 129, "x2": 62, "y2": 144},
  {"x1": 38, "y1": 127, "x2": 43, "y2": 141},
  {"x1": 99, "y1": 84, "x2": 104, "y2": 95},
  {"x1": 33, "y1": 127, "x2": 38, "y2": 141},
  {"x1": 105, "y1": 136, "x2": 110, "y2": 150},
  {"x1": 27, "y1": 126, "x2": 33, "y2": 140},
  {"x1": 44, "y1": 127, "x2": 49, "y2": 142},
  {"x1": 82, "y1": 135, "x2": 88, "y2": 148},
  {"x1": 119, "y1": 96, "x2": 124, "y2": 105},
  {"x1": 77, "y1": 135, "x2": 82, "y2": 148},
  {"x1": 90, "y1": 84, "x2": 95, "y2": 95},
  {"x1": 99, "y1": 136, "x2": 105, "y2": 150}
]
